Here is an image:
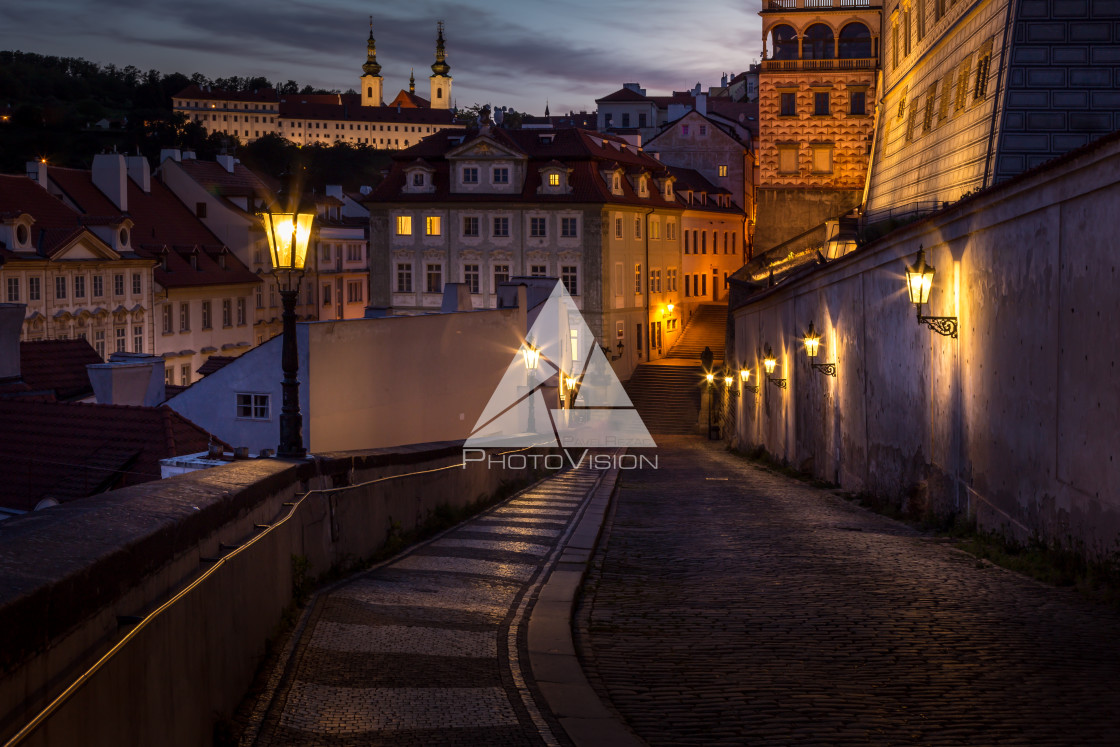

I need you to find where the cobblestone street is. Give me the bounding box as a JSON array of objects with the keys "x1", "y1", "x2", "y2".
[
  {"x1": 245, "y1": 468, "x2": 606, "y2": 746},
  {"x1": 577, "y1": 436, "x2": 1120, "y2": 746}
]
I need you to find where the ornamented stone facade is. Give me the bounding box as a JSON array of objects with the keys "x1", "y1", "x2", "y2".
[{"x1": 755, "y1": 0, "x2": 882, "y2": 253}]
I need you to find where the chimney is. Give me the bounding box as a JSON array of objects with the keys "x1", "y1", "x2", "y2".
[
  {"x1": 24, "y1": 161, "x2": 47, "y2": 187},
  {"x1": 159, "y1": 148, "x2": 182, "y2": 164},
  {"x1": 87, "y1": 353, "x2": 166, "y2": 406},
  {"x1": 440, "y1": 283, "x2": 472, "y2": 313},
  {"x1": 0, "y1": 304, "x2": 26, "y2": 381},
  {"x1": 695, "y1": 93, "x2": 708, "y2": 117},
  {"x1": 126, "y1": 155, "x2": 151, "y2": 193},
  {"x1": 216, "y1": 154, "x2": 236, "y2": 173},
  {"x1": 325, "y1": 185, "x2": 343, "y2": 199},
  {"x1": 182, "y1": 150, "x2": 197, "y2": 160},
  {"x1": 92, "y1": 153, "x2": 128, "y2": 211}
]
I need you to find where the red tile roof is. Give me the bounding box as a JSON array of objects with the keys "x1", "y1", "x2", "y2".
[
  {"x1": 0, "y1": 400, "x2": 225, "y2": 512},
  {"x1": 176, "y1": 159, "x2": 277, "y2": 203},
  {"x1": 0, "y1": 175, "x2": 104, "y2": 256},
  {"x1": 174, "y1": 84, "x2": 278, "y2": 102},
  {"x1": 19, "y1": 339, "x2": 102, "y2": 401},
  {"x1": 196, "y1": 355, "x2": 235, "y2": 377},
  {"x1": 48, "y1": 166, "x2": 259, "y2": 290},
  {"x1": 388, "y1": 90, "x2": 431, "y2": 109},
  {"x1": 596, "y1": 88, "x2": 652, "y2": 103}
]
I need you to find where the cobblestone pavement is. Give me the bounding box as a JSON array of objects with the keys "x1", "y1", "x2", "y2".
[
  {"x1": 577, "y1": 436, "x2": 1120, "y2": 746},
  {"x1": 248, "y1": 468, "x2": 605, "y2": 746}
]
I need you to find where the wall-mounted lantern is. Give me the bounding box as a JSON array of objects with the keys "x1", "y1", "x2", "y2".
[
  {"x1": 803, "y1": 321, "x2": 836, "y2": 377},
  {"x1": 905, "y1": 246, "x2": 958, "y2": 338},
  {"x1": 763, "y1": 344, "x2": 787, "y2": 389},
  {"x1": 723, "y1": 370, "x2": 737, "y2": 397},
  {"x1": 740, "y1": 366, "x2": 759, "y2": 394}
]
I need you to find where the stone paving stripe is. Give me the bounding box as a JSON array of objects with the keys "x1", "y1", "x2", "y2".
[
  {"x1": 433, "y1": 538, "x2": 552, "y2": 555},
  {"x1": 474, "y1": 517, "x2": 569, "y2": 527},
  {"x1": 309, "y1": 621, "x2": 497, "y2": 658},
  {"x1": 277, "y1": 683, "x2": 519, "y2": 733},
  {"x1": 321, "y1": 599, "x2": 500, "y2": 629},
  {"x1": 333, "y1": 577, "x2": 518, "y2": 617},
  {"x1": 266, "y1": 724, "x2": 535, "y2": 746},
  {"x1": 492, "y1": 509, "x2": 576, "y2": 517},
  {"x1": 392, "y1": 554, "x2": 537, "y2": 581},
  {"x1": 460, "y1": 525, "x2": 562, "y2": 538}
]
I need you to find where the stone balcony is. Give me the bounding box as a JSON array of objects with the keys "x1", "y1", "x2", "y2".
[
  {"x1": 760, "y1": 57, "x2": 878, "y2": 72},
  {"x1": 763, "y1": 0, "x2": 880, "y2": 10}
]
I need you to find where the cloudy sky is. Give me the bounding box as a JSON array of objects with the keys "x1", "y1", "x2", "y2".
[{"x1": 6, "y1": 0, "x2": 763, "y2": 114}]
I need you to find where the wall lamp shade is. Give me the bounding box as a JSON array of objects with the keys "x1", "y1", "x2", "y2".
[
  {"x1": 804, "y1": 321, "x2": 836, "y2": 376},
  {"x1": 667, "y1": 303, "x2": 675, "y2": 314},
  {"x1": 260, "y1": 212, "x2": 313, "y2": 273},
  {"x1": 706, "y1": 372, "x2": 715, "y2": 384},
  {"x1": 904, "y1": 246, "x2": 959, "y2": 338},
  {"x1": 763, "y1": 345, "x2": 777, "y2": 375},
  {"x1": 905, "y1": 248, "x2": 935, "y2": 306},
  {"x1": 803, "y1": 322, "x2": 822, "y2": 358},
  {"x1": 724, "y1": 375, "x2": 733, "y2": 387},
  {"x1": 739, "y1": 368, "x2": 750, "y2": 382}
]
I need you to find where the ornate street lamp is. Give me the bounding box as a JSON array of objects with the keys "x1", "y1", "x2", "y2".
[
  {"x1": 259, "y1": 208, "x2": 314, "y2": 458},
  {"x1": 905, "y1": 246, "x2": 958, "y2": 338},
  {"x1": 763, "y1": 343, "x2": 787, "y2": 389},
  {"x1": 804, "y1": 321, "x2": 836, "y2": 377},
  {"x1": 523, "y1": 340, "x2": 540, "y2": 432}
]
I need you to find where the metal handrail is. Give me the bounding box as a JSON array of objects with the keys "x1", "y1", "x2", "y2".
[{"x1": 3, "y1": 442, "x2": 551, "y2": 746}]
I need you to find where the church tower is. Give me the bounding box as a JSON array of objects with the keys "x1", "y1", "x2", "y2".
[
  {"x1": 360, "y1": 17, "x2": 383, "y2": 107},
  {"x1": 429, "y1": 22, "x2": 452, "y2": 110}
]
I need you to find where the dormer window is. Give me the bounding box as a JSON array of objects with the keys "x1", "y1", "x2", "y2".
[
  {"x1": 118, "y1": 227, "x2": 129, "y2": 246},
  {"x1": 548, "y1": 173, "x2": 560, "y2": 187},
  {"x1": 462, "y1": 167, "x2": 479, "y2": 184},
  {"x1": 412, "y1": 173, "x2": 424, "y2": 187},
  {"x1": 15, "y1": 223, "x2": 29, "y2": 246},
  {"x1": 638, "y1": 178, "x2": 648, "y2": 197},
  {"x1": 664, "y1": 182, "x2": 673, "y2": 199},
  {"x1": 219, "y1": 250, "x2": 228, "y2": 270},
  {"x1": 612, "y1": 174, "x2": 621, "y2": 191},
  {"x1": 190, "y1": 253, "x2": 198, "y2": 270},
  {"x1": 493, "y1": 167, "x2": 509, "y2": 184},
  {"x1": 539, "y1": 134, "x2": 554, "y2": 145}
]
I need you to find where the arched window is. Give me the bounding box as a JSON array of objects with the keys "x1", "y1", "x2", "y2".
[
  {"x1": 367, "y1": 87, "x2": 373, "y2": 98},
  {"x1": 838, "y1": 22, "x2": 872, "y2": 59},
  {"x1": 803, "y1": 24, "x2": 835, "y2": 60},
  {"x1": 771, "y1": 25, "x2": 798, "y2": 60}
]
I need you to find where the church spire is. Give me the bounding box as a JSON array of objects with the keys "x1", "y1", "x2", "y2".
[
  {"x1": 409, "y1": 68, "x2": 415, "y2": 94},
  {"x1": 362, "y1": 15, "x2": 382, "y2": 77},
  {"x1": 431, "y1": 21, "x2": 450, "y2": 76},
  {"x1": 545, "y1": 100, "x2": 550, "y2": 117}
]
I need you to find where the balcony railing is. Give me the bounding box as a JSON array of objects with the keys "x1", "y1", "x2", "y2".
[
  {"x1": 761, "y1": 58, "x2": 878, "y2": 71},
  {"x1": 766, "y1": 0, "x2": 878, "y2": 9}
]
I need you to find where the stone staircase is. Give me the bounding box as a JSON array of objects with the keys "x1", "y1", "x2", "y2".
[
  {"x1": 624, "y1": 362, "x2": 705, "y2": 435},
  {"x1": 666, "y1": 304, "x2": 727, "y2": 361}
]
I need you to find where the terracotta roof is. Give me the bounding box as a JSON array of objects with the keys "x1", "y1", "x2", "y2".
[
  {"x1": 196, "y1": 355, "x2": 236, "y2": 377},
  {"x1": 388, "y1": 90, "x2": 431, "y2": 109},
  {"x1": 49, "y1": 167, "x2": 259, "y2": 290},
  {"x1": 174, "y1": 84, "x2": 278, "y2": 102},
  {"x1": 0, "y1": 400, "x2": 224, "y2": 512},
  {"x1": 368, "y1": 128, "x2": 688, "y2": 209},
  {"x1": 19, "y1": 339, "x2": 102, "y2": 401},
  {"x1": 0, "y1": 175, "x2": 94, "y2": 255},
  {"x1": 273, "y1": 91, "x2": 456, "y2": 124},
  {"x1": 174, "y1": 159, "x2": 277, "y2": 203}
]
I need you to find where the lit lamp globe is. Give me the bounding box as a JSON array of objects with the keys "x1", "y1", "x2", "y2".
[
  {"x1": 763, "y1": 347, "x2": 777, "y2": 376},
  {"x1": 705, "y1": 372, "x2": 715, "y2": 384},
  {"x1": 260, "y1": 211, "x2": 313, "y2": 280},
  {"x1": 804, "y1": 322, "x2": 822, "y2": 359},
  {"x1": 523, "y1": 343, "x2": 541, "y2": 371},
  {"x1": 905, "y1": 246, "x2": 935, "y2": 311},
  {"x1": 740, "y1": 368, "x2": 750, "y2": 383}
]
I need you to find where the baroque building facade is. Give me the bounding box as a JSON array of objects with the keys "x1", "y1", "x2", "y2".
[
  {"x1": 172, "y1": 22, "x2": 460, "y2": 148},
  {"x1": 365, "y1": 126, "x2": 746, "y2": 379},
  {"x1": 755, "y1": 0, "x2": 882, "y2": 254}
]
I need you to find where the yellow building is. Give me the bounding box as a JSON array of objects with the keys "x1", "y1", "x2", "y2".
[
  {"x1": 172, "y1": 22, "x2": 461, "y2": 148},
  {"x1": 755, "y1": 0, "x2": 882, "y2": 254}
]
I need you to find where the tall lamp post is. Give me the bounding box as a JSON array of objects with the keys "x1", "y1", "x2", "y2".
[{"x1": 259, "y1": 208, "x2": 314, "y2": 458}]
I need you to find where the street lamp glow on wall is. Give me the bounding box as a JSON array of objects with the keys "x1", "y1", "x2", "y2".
[
  {"x1": 905, "y1": 246, "x2": 959, "y2": 338},
  {"x1": 258, "y1": 207, "x2": 314, "y2": 458},
  {"x1": 804, "y1": 321, "x2": 836, "y2": 377},
  {"x1": 763, "y1": 344, "x2": 787, "y2": 389}
]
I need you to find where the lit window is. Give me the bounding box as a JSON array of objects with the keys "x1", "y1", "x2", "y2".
[
  {"x1": 426, "y1": 216, "x2": 441, "y2": 235},
  {"x1": 634, "y1": 263, "x2": 642, "y2": 294},
  {"x1": 548, "y1": 173, "x2": 560, "y2": 187},
  {"x1": 718, "y1": 165, "x2": 728, "y2": 177},
  {"x1": 396, "y1": 215, "x2": 413, "y2": 235}
]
